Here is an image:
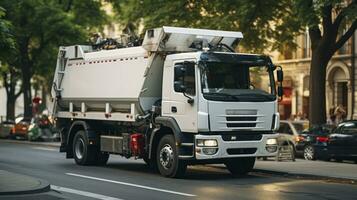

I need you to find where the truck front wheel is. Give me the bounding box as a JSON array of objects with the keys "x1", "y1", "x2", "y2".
[
  {"x1": 73, "y1": 130, "x2": 97, "y2": 165},
  {"x1": 225, "y1": 157, "x2": 255, "y2": 176},
  {"x1": 156, "y1": 135, "x2": 187, "y2": 178}
]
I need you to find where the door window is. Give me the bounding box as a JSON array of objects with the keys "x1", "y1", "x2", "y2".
[{"x1": 174, "y1": 62, "x2": 195, "y2": 96}]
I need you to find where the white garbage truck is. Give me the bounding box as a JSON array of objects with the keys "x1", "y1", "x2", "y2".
[{"x1": 50, "y1": 26, "x2": 283, "y2": 177}]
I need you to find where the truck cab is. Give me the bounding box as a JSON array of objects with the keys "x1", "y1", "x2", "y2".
[{"x1": 162, "y1": 51, "x2": 280, "y2": 161}]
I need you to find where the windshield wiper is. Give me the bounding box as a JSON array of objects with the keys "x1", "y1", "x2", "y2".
[{"x1": 203, "y1": 92, "x2": 240, "y2": 100}]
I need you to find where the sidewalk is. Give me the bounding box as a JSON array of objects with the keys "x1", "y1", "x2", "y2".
[
  {"x1": 0, "y1": 139, "x2": 60, "y2": 147},
  {"x1": 0, "y1": 170, "x2": 50, "y2": 195},
  {"x1": 254, "y1": 158, "x2": 357, "y2": 181}
]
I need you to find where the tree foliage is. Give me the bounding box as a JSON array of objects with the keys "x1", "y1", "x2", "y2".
[
  {"x1": 112, "y1": 0, "x2": 302, "y2": 52},
  {"x1": 0, "y1": 6, "x2": 14, "y2": 60},
  {"x1": 114, "y1": 0, "x2": 356, "y2": 125},
  {"x1": 0, "y1": 0, "x2": 109, "y2": 118}
]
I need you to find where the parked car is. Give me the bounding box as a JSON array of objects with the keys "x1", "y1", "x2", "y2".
[
  {"x1": 327, "y1": 121, "x2": 357, "y2": 162},
  {"x1": 0, "y1": 120, "x2": 15, "y2": 138},
  {"x1": 295, "y1": 124, "x2": 338, "y2": 161},
  {"x1": 277, "y1": 120, "x2": 309, "y2": 151},
  {"x1": 259, "y1": 120, "x2": 308, "y2": 161},
  {"x1": 9, "y1": 118, "x2": 31, "y2": 139}
]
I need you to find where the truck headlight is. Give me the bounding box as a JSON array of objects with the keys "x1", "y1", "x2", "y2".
[
  {"x1": 266, "y1": 138, "x2": 277, "y2": 145},
  {"x1": 196, "y1": 139, "x2": 218, "y2": 147}
]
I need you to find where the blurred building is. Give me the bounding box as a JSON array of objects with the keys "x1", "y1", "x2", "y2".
[{"x1": 273, "y1": 31, "x2": 357, "y2": 120}]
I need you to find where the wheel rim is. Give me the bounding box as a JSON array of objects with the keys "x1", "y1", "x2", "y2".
[
  {"x1": 75, "y1": 137, "x2": 85, "y2": 160},
  {"x1": 304, "y1": 146, "x2": 314, "y2": 160},
  {"x1": 159, "y1": 144, "x2": 174, "y2": 169}
]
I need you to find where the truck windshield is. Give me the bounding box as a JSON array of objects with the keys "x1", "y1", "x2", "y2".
[{"x1": 199, "y1": 61, "x2": 276, "y2": 102}]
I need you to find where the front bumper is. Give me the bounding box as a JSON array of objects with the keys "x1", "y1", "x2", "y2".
[{"x1": 194, "y1": 134, "x2": 278, "y2": 160}]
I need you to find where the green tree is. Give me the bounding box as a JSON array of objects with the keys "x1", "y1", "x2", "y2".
[
  {"x1": 111, "y1": 0, "x2": 300, "y2": 52},
  {"x1": 1, "y1": 64, "x2": 22, "y2": 121},
  {"x1": 0, "y1": 6, "x2": 14, "y2": 58},
  {"x1": 0, "y1": 0, "x2": 108, "y2": 118},
  {"x1": 0, "y1": 6, "x2": 19, "y2": 121},
  {"x1": 296, "y1": 0, "x2": 356, "y2": 125},
  {"x1": 114, "y1": 0, "x2": 356, "y2": 125}
]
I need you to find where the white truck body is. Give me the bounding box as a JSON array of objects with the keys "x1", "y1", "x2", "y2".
[{"x1": 51, "y1": 26, "x2": 281, "y2": 177}]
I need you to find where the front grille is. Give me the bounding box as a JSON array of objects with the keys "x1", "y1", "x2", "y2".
[
  {"x1": 226, "y1": 116, "x2": 257, "y2": 121},
  {"x1": 222, "y1": 134, "x2": 262, "y2": 141},
  {"x1": 224, "y1": 109, "x2": 258, "y2": 129},
  {"x1": 227, "y1": 148, "x2": 257, "y2": 155},
  {"x1": 227, "y1": 123, "x2": 256, "y2": 128}
]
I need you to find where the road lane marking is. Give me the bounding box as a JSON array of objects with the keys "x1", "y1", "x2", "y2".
[
  {"x1": 51, "y1": 185, "x2": 123, "y2": 200},
  {"x1": 66, "y1": 173, "x2": 196, "y2": 197},
  {"x1": 32, "y1": 147, "x2": 58, "y2": 151}
]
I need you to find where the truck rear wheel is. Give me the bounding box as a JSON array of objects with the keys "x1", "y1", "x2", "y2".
[
  {"x1": 225, "y1": 157, "x2": 255, "y2": 176},
  {"x1": 73, "y1": 130, "x2": 97, "y2": 165},
  {"x1": 156, "y1": 135, "x2": 187, "y2": 178}
]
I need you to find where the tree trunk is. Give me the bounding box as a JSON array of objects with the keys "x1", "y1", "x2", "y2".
[
  {"x1": 41, "y1": 85, "x2": 47, "y2": 108},
  {"x1": 2, "y1": 69, "x2": 21, "y2": 121},
  {"x1": 309, "y1": 49, "x2": 331, "y2": 126},
  {"x1": 6, "y1": 96, "x2": 16, "y2": 121},
  {"x1": 22, "y1": 65, "x2": 32, "y2": 118}
]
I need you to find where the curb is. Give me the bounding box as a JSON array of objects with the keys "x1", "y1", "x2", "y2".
[
  {"x1": 0, "y1": 139, "x2": 60, "y2": 148},
  {"x1": 0, "y1": 171, "x2": 51, "y2": 195},
  {"x1": 0, "y1": 181, "x2": 50, "y2": 195},
  {"x1": 253, "y1": 169, "x2": 357, "y2": 185},
  {"x1": 211, "y1": 164, "x2": 357, "y2": 185}
]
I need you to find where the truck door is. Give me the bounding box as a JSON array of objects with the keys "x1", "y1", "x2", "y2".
[{"x1": 162, "y1": 60, "x2": 198, "y2": 133}]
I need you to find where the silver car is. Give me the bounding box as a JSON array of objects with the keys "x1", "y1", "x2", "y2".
[{"x1": 278, "y1": 120, "x2": 309, "y2": 152}]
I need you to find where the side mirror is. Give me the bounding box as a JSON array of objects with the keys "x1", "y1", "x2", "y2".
[
  {"x1": 174, "y1": 81, "x2": 186, "y2": 93},
  {"x1": 277, "y1": 85, "x2": 283, "y2": 97},
  {"x1": 174, "y1": 64, "x2": 186, "y2": 78},
  {"x1": 277, "y1": 67, "x2": 283, "y2": 82}
]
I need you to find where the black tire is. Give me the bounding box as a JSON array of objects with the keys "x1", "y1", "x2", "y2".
[
  {"x1": 303, "y1": 145, "x2": 316, "y2": 160},
  {"x1": 225, "y1": 157, "x2": 255, "y2": 176},
  {"x1": 156, "y1": 135, "x2": 186, "y2": 178},
  {"x1": 73, "y1": 130, "x2": 97, "y2": 165}
]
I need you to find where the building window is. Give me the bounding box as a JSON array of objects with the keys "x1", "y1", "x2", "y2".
[
  {"x1": 303, "y1": 76, "x2": 310, "y2": 92},
  {"x1": 302, "y1": 31, "x2": 311, "y2": 58}
]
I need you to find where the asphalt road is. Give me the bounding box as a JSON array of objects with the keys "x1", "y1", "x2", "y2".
[{"x1": 1, "y1": 140, "x2": 357, "y2": 200}]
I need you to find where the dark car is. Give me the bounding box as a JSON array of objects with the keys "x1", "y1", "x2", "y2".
[
  {"x1": 297, "y1": 122, "x2": 357, "y2": 162},
  {"x1": 295, "y1": 124, "x2": 335, "y2": 160},
  {"x1": 327, "y1": 121, "x2": 357, "y2": 162}
]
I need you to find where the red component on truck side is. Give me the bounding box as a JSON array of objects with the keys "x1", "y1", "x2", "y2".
[{"x1": 130, "y1": 133, "x2": 145, "y2": 158}]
